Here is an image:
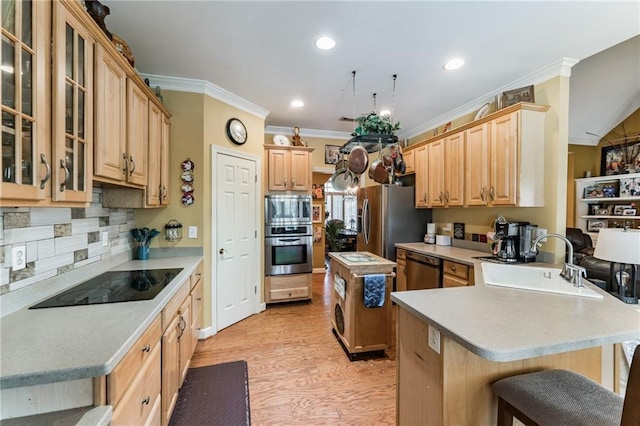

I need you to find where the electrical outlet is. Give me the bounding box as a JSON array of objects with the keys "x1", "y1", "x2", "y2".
[
  {"x1": 12, "y1": 245, "x2": 26, "y2": 271},
  {"x1": 102, "y1": 231, "x2": 109, "y2": 247},
  {"x1": 428, "y1": 325, "x2": 441, "y2": 354},
  {"x1": 536, "y1": 228, "x2": 547, "y2": 241},
  {"x1": 188, "y1": 226, "x2": 198, "y2": 239}
]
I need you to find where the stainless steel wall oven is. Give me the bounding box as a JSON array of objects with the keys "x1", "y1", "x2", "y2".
[{"x1": 265, "y1": 223, "x2": 313, "y2": 276}]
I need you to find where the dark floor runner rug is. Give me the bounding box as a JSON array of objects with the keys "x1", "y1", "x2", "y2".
[{"x1": 169, "y1": 360, "x2": 251, "y2": 426}]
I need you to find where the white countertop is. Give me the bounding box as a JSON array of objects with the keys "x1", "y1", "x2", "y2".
[
  {"x1": 0, "y1": 257, "x2": 203, "y2": 389},
  {"x1": 392, "y1": 243, "x2": 640, "y2": 362}
]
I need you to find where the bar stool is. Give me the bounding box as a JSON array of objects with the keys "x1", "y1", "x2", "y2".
[{"x1": 492, "y1": 345, "x2": 640, "y2": 426}]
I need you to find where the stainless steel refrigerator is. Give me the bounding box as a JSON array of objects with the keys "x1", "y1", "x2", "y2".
[{"x1": 357, "y1": 184, "x2": 432, "y2": 260}]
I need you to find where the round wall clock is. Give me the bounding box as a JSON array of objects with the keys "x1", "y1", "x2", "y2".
[{"x1": 226, "y1": 118, "x2": 247, "y2": 145}]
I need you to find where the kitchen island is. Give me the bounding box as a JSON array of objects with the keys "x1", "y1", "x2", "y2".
[
  {"x1": 0, "y1": 256, "x2": 204, "y2": 423},
  {"x1": 328, "y1": 251, "x2": 396, "y2": 359},
  {"x1": 391, "y1": 246, "x2": 640, "y2": 425}
]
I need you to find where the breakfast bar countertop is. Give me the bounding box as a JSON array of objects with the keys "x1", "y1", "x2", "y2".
[
  {"x1": 391, "y1": 244, "x2": 640, "y2": 362},
  {"x1": 0, "y1": 256, "x2": 203, "y2": 389}
]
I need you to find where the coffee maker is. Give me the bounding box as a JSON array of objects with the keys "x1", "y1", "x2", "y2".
[{"x1": 494, "y1": 221, "x2": 538, "y2": 263}]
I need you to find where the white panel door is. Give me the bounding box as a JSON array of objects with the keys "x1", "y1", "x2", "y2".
[{"x1": 215, "y1": 152, "x2": 258, "y2": 330}]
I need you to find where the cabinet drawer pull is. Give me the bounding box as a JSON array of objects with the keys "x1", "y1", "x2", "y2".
[
  {"x1": 142, "y1": 344, "x2": 151, "y2": 353},
  {"x1": 141, "y1": 396, "x2": 150, "y2": 405},
  {"x1": 59, "y1": 159, "x2": 69, "y2": 192},
  {"x1": 129, "y1": 156, "x2": 136, "y2": 175},
  {"x1": 40, "y1": 154, "x2": 51, "y2": 189}
]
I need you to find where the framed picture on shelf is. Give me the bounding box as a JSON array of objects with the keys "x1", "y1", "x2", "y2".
[
  {"x1": 588, "y1": 203, "x2": 603, "y2": 215},
  {"x1": 619, "y1": 177, "x2": 640, "y2": 197},
  {"x1": 312, "y1": 205, "x2": 322, "y2": 223},
  {"x1": 587, "y1": 220, "x2": 607, "y2": 232},
  {"x1": 324, "y1": 145, "x2": 341, "y2": 165},
  {"x1": 583, "y1": 182, "x2": 619, "y2": 199},
  {"x1": 613, "y1": 204, "x2": 632, "y2": 215},
  {"x1": 622, "y1": 209, "x2": 637, "y2": 216},
  {"x1": 500, "y1": 85, "x2": 535, "y2": 108}
]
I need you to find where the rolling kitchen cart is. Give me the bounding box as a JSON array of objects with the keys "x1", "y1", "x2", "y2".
[{"x1": 328, "y1": 251, "x2": 396, "y2": 360}]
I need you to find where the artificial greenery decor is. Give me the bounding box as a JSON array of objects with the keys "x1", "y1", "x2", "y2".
[{"x1": 352, "y1": 112, "x2": 401, "y2": 136}]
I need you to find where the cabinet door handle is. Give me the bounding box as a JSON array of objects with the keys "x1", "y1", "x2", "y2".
[
  {"x1": 445, "y1": 191, "x2": 450, "y2": 203},
  {"x1": 142, "y1": 344, "x2": 151, "y2": 353},
  {"x1": 414, "y1": 352, "x2": 424, "y2": 361},
  {"x1": 283, "y1": 177, "x2": 287, "y2": 187},
  {"x1": 122, "y1": 153, "x2": 128, "y2": 175},
  {"x1": 141, "y1": 396, "x2": 150, "y2": 405},
  {"x1": 291, "y1": 177, "x2": 295, "y2": 187},
  {"x1": 489, "y1": 186, "x2": 495, "y2": 201},
  {"x1": 480, "y1": 187, "x2": 486, "y2": 202},
  {"x1": 129, "y1": 156, "x2": 136, "y2": 176},
  {"x1": 39, "y1": 154, "x2": 51, "y2": 189},
  {"x1": 439, "y1": 192, "x2": 443, "y2": 203},
  {"x1": 59, "y1": 159, "x2": 69, "y2": 192}
]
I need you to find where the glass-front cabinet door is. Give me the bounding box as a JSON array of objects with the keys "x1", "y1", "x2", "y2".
[
  {"x1": 1, "y1": 0, "x2": 49, "y2": 202},
  {"x1": 52, "y1": 1, "x2": 92, "y2": 203}
]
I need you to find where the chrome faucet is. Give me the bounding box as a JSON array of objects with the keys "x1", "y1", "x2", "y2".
[{"x1": 531, "y1": 233, "x2": 587, "y2": 287}]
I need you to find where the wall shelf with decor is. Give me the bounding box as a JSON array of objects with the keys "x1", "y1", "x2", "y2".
[{"x1": 575, "y1": 172, "x2": 640, "y2": 244}]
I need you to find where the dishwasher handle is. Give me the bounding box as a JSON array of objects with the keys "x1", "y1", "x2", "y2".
[{"x1": 406, "y1": 251, "x2": 441, "y2": 267}]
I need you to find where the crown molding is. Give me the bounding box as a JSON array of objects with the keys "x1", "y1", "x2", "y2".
[
  {"x1": 139, "y1": 73, "x2": 270, "y2": 120},
  {"x1": 265, "y1": 126, "x2": 351, "y2": 140},
  {"x1": 400, "y1": 57, "x2": 580, "y2": 140}
]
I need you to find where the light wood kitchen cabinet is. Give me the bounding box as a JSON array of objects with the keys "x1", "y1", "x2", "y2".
[
  {"x1": 396, "y1": 249, "x2": 407, "y2": 292},
  {"x1": 125, "y1": 81, "x2": 148, "y2": 186},
  {"x1": 397, "y1": 306, "x2": 601, "y2": 425},
  {"x1": 161, "y1": 262, "x2": 203, "y2": 425},
  {"x1": 442, "y1": 260, "x2": 474, "y2": 287},
  {"x1": 94, "y1": 43, "x2": 127, "y2": 183},
  {"x1": 161, "y1": 313, "x2": 181, "y2": 426},
  {"x1": 0, "y1": 0, "x2": 50, "y2": 203},
  {"x1": 265, "y1": 145, "x2": 313, "y2": 192},
  {"x1": 427, "y1": 139, "x2": 445, "y2": 207},
  {"x1": 414, "y1": 144, "x2": 428, "y2": 207},
  {"x1": 465, "y1": 104, "x2": 548, "y2": 207},
  {"x1": 146, "y1": 103, "x2": 171, "y2": 206},
  {"x1": 109, "y1": 315, "x2": 162, "y2": 426},
  {"x1": 51, "y1": 0, "x2": 94, "y2": 203},
  {"x1": 265, "y1": 273, "x2": 312, "y2": 303},
  {"x1": 426, "y1": 134, "x2": 464, "y2": 207}
]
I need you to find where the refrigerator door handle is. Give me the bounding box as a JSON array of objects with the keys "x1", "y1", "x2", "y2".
[{"x1": 363, "y1": 198, "x2": 370, "y2": 244}]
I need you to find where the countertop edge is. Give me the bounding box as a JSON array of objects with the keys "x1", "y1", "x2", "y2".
[{"x1": 0, "y1": 256, "x2": 203, "y2": 389}]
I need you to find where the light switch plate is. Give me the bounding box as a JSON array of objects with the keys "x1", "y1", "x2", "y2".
[
  {"x1": 428, "y1": 324, "x2": 441, "y2": 354},
  {"x1": 188, "y1": 226, "x2": 198, "y2": 239},
  {"x1": 12, "y1": 245, "x2": 26, "y2": 271}
]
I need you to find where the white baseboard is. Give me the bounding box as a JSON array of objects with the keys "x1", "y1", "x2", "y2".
[
  {"x1": 259, "y1": 302, "x2": 267, "y2": 312},
  {"x1": 198, "y1": 326, "x2": 215, "y2": 339}
]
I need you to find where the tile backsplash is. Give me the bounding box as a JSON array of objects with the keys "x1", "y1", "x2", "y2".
[{"x1": 0, "y1": 188, "x2": 135, "y2": 295}]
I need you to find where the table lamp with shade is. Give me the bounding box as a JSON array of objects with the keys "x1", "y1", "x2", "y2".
[{"x1": 593, "y1": 228, "x2": 640, "y2": 304}]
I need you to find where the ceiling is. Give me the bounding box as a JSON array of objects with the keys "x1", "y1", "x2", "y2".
[{"x1": 103, "y1": 1, "x2": 640, "y2": 145}]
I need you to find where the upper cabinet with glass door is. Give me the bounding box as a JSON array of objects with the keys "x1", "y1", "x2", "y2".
[
  {"x1": 1, "y1": 0, "x2": 50, "y2": 203},
  {"x1": 51, "y1": 0, "x2": 93, "y2": 203}
]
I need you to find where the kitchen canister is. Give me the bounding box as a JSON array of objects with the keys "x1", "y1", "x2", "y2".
[
  {"x1": 424, "y1": 223, "x2": 436, "y2": 244},
  {"x1": 436, "y1": 235, "x2": 452, "y2": 246}
]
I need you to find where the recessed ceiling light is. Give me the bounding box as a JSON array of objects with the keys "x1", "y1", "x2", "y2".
[
  {"x1": 379, "y1": 109, "x2": 391, "y2": 117},
  {"x1": 444, "y1": 58, "x2": 465, "y2": 71},
  {"x1": 291, "y1": 100, "x2": 304, "y2": 108},
  {"x1": 315, "y1": 36, "x2": 336, "y2": 50}
]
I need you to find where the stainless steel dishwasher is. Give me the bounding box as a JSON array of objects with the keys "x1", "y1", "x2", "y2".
[{"x1": 406, "y1": 251, "x2": 442, "y2": 290}]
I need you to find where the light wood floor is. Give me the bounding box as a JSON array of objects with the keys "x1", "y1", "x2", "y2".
[{"x1": 191, "y1": 268, "x2": 397, "y2": 425}]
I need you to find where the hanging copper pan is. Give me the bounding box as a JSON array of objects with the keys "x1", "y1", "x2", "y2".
[{"x1": 348, "y1": 145, "x2": 369, "y2": 175}]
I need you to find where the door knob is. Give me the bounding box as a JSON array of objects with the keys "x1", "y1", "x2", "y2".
[{"x1": 219, "y1": 248, "x2": 225, "y2": 254}]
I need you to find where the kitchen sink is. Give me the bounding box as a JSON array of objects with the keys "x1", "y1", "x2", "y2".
[{"x1": 481, "y1": 263, "x2": 603, "y2": 299}]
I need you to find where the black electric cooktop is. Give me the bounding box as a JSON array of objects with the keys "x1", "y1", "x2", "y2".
[{"x1": 30, "y1": 268, "x2": 183, "y2": 309}]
